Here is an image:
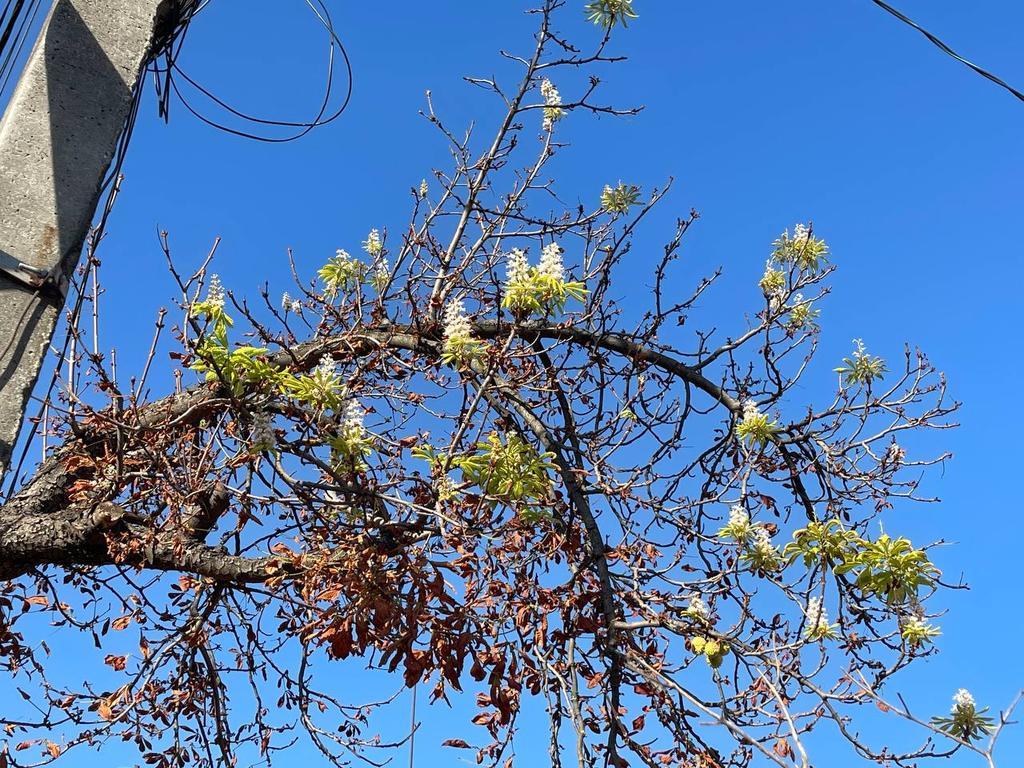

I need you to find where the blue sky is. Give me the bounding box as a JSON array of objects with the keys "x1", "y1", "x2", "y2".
[{"x1": 5, "y1": 0, "x2": 1024, "y2": 765}]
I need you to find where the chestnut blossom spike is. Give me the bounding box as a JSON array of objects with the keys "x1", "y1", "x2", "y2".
[
  {"x1": 806, "y1": 597, "x2": 827, "y2": 632},
  {"x1": 343, "y1": 400, "x2": 365, "y2": 436},
  {"x1": 688, "y1": 595, "x2": 709, "y2": 619},
  {"x1": 540, "y1": 78, "x2": 565, "y2": 130},
  {"x1": 728, "y1": 504, "x2": 749, "y2": 528},
  {"x1": 506, "y1": 248, "x2": 529, "y2": 286},
  {"x1": 443, "y1": 299, "x2": 473, "y2": 345},
  {"x1": 952, "y1": 689, "x2": 976, "y2": 713},
  {"x1": 206, "y1": 274, "x2": 225, "y2": 309},
  {"x1": 540, "y1": 79, "x2": 561, "y2": 107},
  {"x1": 760, "y1": 260, "x2": 786, "y2": 299},
  {"x1": 373, "y1": 256, "x2": 390, "y2": 290},
  {"x1": 363, "y1": 229, "x2": 383, "y2": 257},
  {"x1": 539, "y1": 243, "x2": 564, "y2": 282},
  {"x1": 736, "y1": 399, "x2": 777, "y2": 447},
  {"x1": 440, "y1": 298, "x2": 484, "y2": 364},
  {"x1": 752, "y1": 526, "x2": 773, "y2": 551},
  {"x1": 315, "y1": 356, "x2": 340, "y2": 381}
]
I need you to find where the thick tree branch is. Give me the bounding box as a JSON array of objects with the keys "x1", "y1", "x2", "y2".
[{"x1": 0, "y1": 320, "x2": 734, "y2": 583}]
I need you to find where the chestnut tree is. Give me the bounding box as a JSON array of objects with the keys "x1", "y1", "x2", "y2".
[{"x1": 0, "y1": 2, "x2": 1015, "y2": 766}]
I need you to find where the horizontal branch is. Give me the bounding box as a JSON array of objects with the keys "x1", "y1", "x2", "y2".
[
  {"x1": 0, "y1": 319, "x2": 735, "y2": 583},
  {"x1": 0, "y1": 501, "x2": 276, "y2": 582}
]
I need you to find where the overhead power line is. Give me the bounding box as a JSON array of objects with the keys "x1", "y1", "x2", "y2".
[
  {"x1": 0, "y1": 0, "x2": 44, "y2": 104},
  {"x1": 869, "y1": 0, "x2": 1024, "y2": 103},
  {"x1": 151, "y1": 0, "x2": 354, "y2": 143}
]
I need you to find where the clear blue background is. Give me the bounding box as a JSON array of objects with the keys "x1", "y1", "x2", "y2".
[{"x1": 8, "y1": 0, "x2": 1024, "y2": 764}]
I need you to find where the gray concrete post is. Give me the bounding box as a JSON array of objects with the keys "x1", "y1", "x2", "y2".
[{"x1": 0, "y1": 0, "x2": 167, "y2": 482}]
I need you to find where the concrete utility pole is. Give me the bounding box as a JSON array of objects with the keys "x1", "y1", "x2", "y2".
[{"x1": 0, "y1": 0, "x2": 171, "y2": 482}]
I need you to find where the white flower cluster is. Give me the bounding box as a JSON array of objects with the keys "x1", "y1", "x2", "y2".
[
  {"x1": 952, "y1": 688, "x2": 976, "y2": 714},
  {"x1": 312, "y1": 356, "x2": 343, "y2": 400},
  {"x1": 250, "y1": 412, "x2": 275, "y2": 453},
  {"x1": 761, "y1": 260, "x2": 786, "y2": 305},
  {"x1": 315, "y1": 355, "x2": 340, "y2": 381},
  {"x1": 443, "y1": 299, "x2": 473, "y2": 345},
  {"x1": 541, "y1": 79, "x2": 562, "y2": 106},
  {"x1": 785, "y1": 292, "x2": 821, "y2": 330},
  {"x1": 751, "y1": 526, "x2": 777, "y2": 559},
  {"x1": 506, "y1": 248, "x2": 529, "y2": 286},
  {"x1": 736, "y1": 398, "x2": 777, "y2": 447},
  {"x1": 540, "y1": 79, "x2": 564, "y2": 131},
  {"x1": 903, "y1": 613, "x2": 928, "y2": 634},
  {"x1": 792, "y1": 223, "x2": 811, "y2": 246},
  {"x1": 805, "y1": 596, "x2": 829, "y2": 636},
  {"x1": 741, "y1": 399, "x2": 764, "y2": 427},
  {"x1": 372, "y1": 256, "x2": 390, "y2": 291},
  {"x1": 728, "y1": 504, "x2": 749, "y2": 529},
  {"x1": 501, "y1": 242, "x2": 585, "y2": 316},
  {"x1": 419, "y1": 179, "x2": 429, "y2": 198},
  {"x1": 771, "y1": 222, "x2": 829, "y2": 276},
  {"x1": 687, "y1": 594, "x2": 709, "y2": 619},
  {"x1": 835, "y1": 337, "x2": 888, "y2": 387},
  {"x1": 434, "y1": 472, "x2": 456, "y2": 502},
  {"x1": 440, "y1": 299, "x2": 483, "y2": 364},
  {"x1": 718, "y1": 502, "x2": 780, "y2": 570},
  {"x1": 363, "y1": 229, "x2": 383, "y2": 257},
  {"x1": 718, "y1": 504, "x2": 754, "y2": 544},
  {"x1": 538, "y1": 243, "x2": 564, "y2": 282},
  {"x1": 342, "y1": 399, "x2": 365, "y2": 438},
  {"x1": 281, "y1": 292, "x2": 303, "y2": 314},
  {"x1": 206, "y1": 274, "x2": 225, "y2": 309},
  {"x1": 742, "y1": 399, "x2": 761, "y2": 420}
]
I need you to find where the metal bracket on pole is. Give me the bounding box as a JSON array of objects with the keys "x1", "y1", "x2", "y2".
[{"x1": 0, "y1": 249, "x2": 69, "y2": 298}]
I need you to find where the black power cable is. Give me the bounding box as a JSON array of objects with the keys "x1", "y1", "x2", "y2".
[
  {"x1": 152, "y1": 0, "x2": 353, "y2": 142},
  {"x1": 0, "y1": 0, "x2": 28, "y2": 58},
  {"x1": 0, "y1": 0, "x2": 43, "y2": 103},
  {"x1": 870, "y1": 0, "x2": 1024, "y2": 103}
]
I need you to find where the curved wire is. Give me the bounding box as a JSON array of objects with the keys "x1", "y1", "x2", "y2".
[
  {"x1": 870, "y1": 0, "x2": 1024, "y2": 103},
  {"x1": 155, "y1": 0, "x2": 353, "y2": 142}
]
